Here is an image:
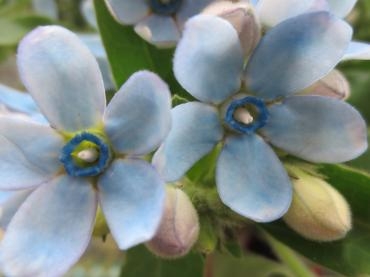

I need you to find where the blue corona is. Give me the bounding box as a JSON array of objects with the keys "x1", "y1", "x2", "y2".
[{"x1": 149, "y1": 0, "x2": 183, "y2": 15}]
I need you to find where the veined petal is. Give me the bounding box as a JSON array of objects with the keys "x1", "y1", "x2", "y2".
[
  {"x1": 104, "y1": 71, "x2": 171, "y2": 155},
  {"x1": 134, "y1": 15, "x2": 180, "y2": 48},
  {"x1": 98, "y1": 159, "x2": 165, "y2": 250},
  {"x1": 326, "y1": 0, "x2": 357, "y2": 18},
  {"x1": 18, "y1": 25, "x2": 106, "y2": 132},
  {"x1": 0, "y1": 175, "x2": 97, "y2": 277},
  {"x1": 342, "y1": 41, "x2": 370, "y2": 61},
  {"x1": 174, "y1": 15, "x2": 244, "y2": 104},
  {"x1": 104, "y1": 0, "x2": 149, "y2": 24},
  {"x1": 216, "y1": 134, "x2": 292, "y2": 222},
  {"x1": 0, "y1": 190, "x2": 32, "y2": 230},
  {"x1": 261, "y1": 95, "x2": 367, "y2": 163},
  {"x1": 0, "y1": 116, "x2": 62, "y2": 190},
  {"x1": 246, "y1": 12, "x2": 352, "y2": 100},
  {"x1": 152, "y1": 102, "x2": 223, "y2": 182},
  {"x1": 176, "y1": 0, "x2": 214, "y2": 28}
]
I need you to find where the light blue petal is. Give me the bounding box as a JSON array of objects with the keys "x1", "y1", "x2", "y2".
[
  {"x1": 104, "y1": 0, "x2": 149, "y2": 24},
  {"x1": 176, "y1": 0, "x2": 214, "y2": 28},
  {"x1": 0, "y1": 84, "x2": 46, "y2": 122},
  {"x1": 0, "y1": 175, "x2": 97, "y2": 277},
  {"x1": 261, "y1": 95, "x2": 368, "y2": 163},
  {"x1": 81, "y1": 0, "x2": 98, "y2": 29},
  {"x1": 257, "y1": 0, "x2": 327, "y2": 27},
  {"x1": 174, "y1": 15, "x2": 244, "y2": 104},
  {"x1": 0, "y1": 190, "x2": 32, "y2": 230},
  {"x1": 152, "y1": 102, "x2": 223, "y2": 182},
  {"x1": 246, "y1": 12, "x2": 352, "y2": 100},
  {"x1": 104, "y1": 71, "x2": 171, "y2": 155},
  {"x1": 0, "y1": 116, "x2": 62, "y2": 190},
  {"x1": 32, "y1": 0, "x2": 58, "y2": 19},
  {"x1": 18, "y1": 26, "x2": 106, "y2": 132},
  {"x1": 134, "y1": 15, "x2": 180, "y2": 47},
  {"x1": 326, "y1": 0, "x2": 357, "y2": 18},
  {"x1": 98, "y1": 159, "x2": 165, "y2": 250},
  {"x1": 342, "y1": 41, "x2": 370, "y2": 61},
  {"x1": 216, "y1": 134, "x2": 292, "y2": 222}
]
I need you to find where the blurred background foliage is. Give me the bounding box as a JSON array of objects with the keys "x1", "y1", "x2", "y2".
[{"x1": 0, "y1": 1, "x2": 369, "y2": 277}]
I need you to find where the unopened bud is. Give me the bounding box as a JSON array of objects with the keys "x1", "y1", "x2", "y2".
[
  {"x1": 303, "y1": 70, "x2": 350, "y2": 100},
  {"x1": 203, "y1": 1, "x2": 260, "y2": 57},
  {"x1": 283, "y1": 166, "x2": 352, "y2": 241},
  {"x1": 146, "y1": 187, "x2": 199, "y2": 258}
]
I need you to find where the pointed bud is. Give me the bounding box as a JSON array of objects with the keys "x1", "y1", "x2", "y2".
[
  {"x1": 283, "y1": 166, "x2": 352, "y2": 241},
  {"x1": 303, "y1": 70, "x2": 350, "y2": 100},
  {"x1": 203, "y1": 1, "x2": 260, "y2": 57},
  {"x1": 146, "y1": 187, "x2": 200, "y2": 258}
]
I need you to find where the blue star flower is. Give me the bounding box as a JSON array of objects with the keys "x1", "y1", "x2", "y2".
[
  {"x1": 0, "y1": 25, "x2": 171, "y2": 277},
  {"x1": 153, "y1": 13, "x2": 367, "y2": 222},
  {"x1": 104, "y1": 0, "x2": 215, "y2": 47}
]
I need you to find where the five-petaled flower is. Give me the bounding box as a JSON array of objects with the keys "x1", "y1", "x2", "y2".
[
  {"x1": 0, "y1": 26, "x2": 171, "y2": 277},
  {"x1": 153, "y1": 12, "x2": 368, "y2": 222},
  {"x1": 104, "y1": 0, "x2": 215, "y2": 47}
]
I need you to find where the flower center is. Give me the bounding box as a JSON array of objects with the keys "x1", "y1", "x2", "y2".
[
  {"x1": 59, "y1": 132, "x2": 112, "y2": 177},
  {"x1": 225, "y1": 96, "x2": 269, "y2": 134},
  {"x1": 149, "y1": 0, "x2": 183, "y2": 15}
]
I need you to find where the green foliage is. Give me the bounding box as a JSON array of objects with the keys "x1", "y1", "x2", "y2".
[{"x1": 263, "y1": 164, "x2": 370, "y2": 276}]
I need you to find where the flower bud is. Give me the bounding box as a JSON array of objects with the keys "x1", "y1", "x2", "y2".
[
  {"x1": 283, "y1": 166, "x2": 352, "y2": 241},
  {"x1": 146, "y1": 186, "x2": 199, "y2": 258},
  {"x1": 203, "y1": 1, "x2": 260, "y2": 57},
  {"x1": 303, "y1": 70, "x2": 350, "y2": 100}
]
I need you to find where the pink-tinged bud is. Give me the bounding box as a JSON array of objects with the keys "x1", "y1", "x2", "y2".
[
  {"x1": 283, "y1": 166, "x2": 352, "y2": 242},
  {"x1": 203, "y1": 1, "x2": 260, "y2": 57},
  {"x1": 146, "y1": 187, "x2": 199, "y2": 258},
  {"x1": 303, "y1": 70, "x2": 350, "y2": 100}
]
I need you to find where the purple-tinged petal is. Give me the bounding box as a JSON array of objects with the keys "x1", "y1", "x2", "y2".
[
  {"x1": 0, "y1": 175, "x2": 97, "y2": 277},
  {"x1": 216, "y1": 134, "x2": 292, "y2": 222},
  {"x1": 326, "y1": 0, "x2": 357, "y2": 18},
  {"x1": 261, "y1": 95, "x2": 367, "y2": 163},
  {"x1": 104, "y1": 71, "x2": 171, "y2": 156},
  {"x1": 18, "y1": 26, "x2": 106, "y2": 132},
  {"x1": 176, "y1": 0, "x2": 214, "y2": 28},
  {"x1": 153, "y1": 102, "x2": 223, "y2": 182},
  {"x1": 246, "y1": 12, "x2": 352, "y2": 100},
  {"x1": 174, "y1": 15, "x2": 244, "y2": 104},
  {"x1": 98, "y1": 159, "x2": 165, "y2": 250},
  {"x1": 0, "y1": 116, "x2": 62, "y2": 190},
  {"x1": 135, "y1": 15, "x2": 180, "y2": 48},
  {"x1": 342, "y1": 41, "x2": 370, "y2": 61},
  {"x1": 104, "y1": 0, "x2": 149, "y2": 24}
]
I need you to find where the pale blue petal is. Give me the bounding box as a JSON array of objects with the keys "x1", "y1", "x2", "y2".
[
  {"x1": 0, "y1": 175, "x2": 97, "y2": 277},
  {"x1": 0, "y1": 116, "x2": 62, "y2": 190},
  {"x1": 261, "y1": 96, "x2": 367, "y2": 163},
  {"x1": 326, "y1": 0, "x2": 357, "y2": 18},
  {"x1": 257, "y1": 0, "x2": 327, "y2": 27},
  {"x1": 18, "y1": 26, "x2": 106, "y2": 132},
  {"x1": 176, "y1": 0, "x2": 214, "y2": 28},
  {"x1": 104, "y1": 71, "x2": 171, "y2": 155},
  {"x1": 81, "y1": 0, "x2": 98, "y2": 29},
  {"x1": 153, "y1": 102, "x2": 223, "y2": 182},
  {"x1": 104, "y1": 0, "x2": 149, "y2": 24},
  {"x1": 134, "y1": 15, "x2": 180, "y2": 47},
  {"x1": 216, "y1": 134, "x2": 292, "y2": 222},
  {"x1": 342, "y1": 41, "x2": 370, "y2": 61},
  {"x1": 98, "y1": 159, "x2": 165, "y2": 250},
  {"x1": 0, "y1": 190, "x2": 32, "y2": 230},
  {"x1": 32, "y1": 0, "x2": 58, "y2": 19},
  {"x1": 246, "y1": 12, "x2": 352, "y2": 100},
  {"x1": 174, "y1": 15, "x2": 243, "y2": 104}
]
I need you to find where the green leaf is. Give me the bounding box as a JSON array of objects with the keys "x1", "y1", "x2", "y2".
[
  {"x1": 263, "y1": 164, "x2": 370, "y2": 276},
  {"x1": 94, "y1": 0, "x2": 191, "y2": 99},
  {"x1": 119, "y1": 245, "x2": 204, "y2": 277}
]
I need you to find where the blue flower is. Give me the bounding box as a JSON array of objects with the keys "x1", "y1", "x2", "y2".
[
  {"x1": 104, "y1": 0, "x2": 215, "y2": 47},
  {"x1": 0, "y1": 25, "x2": 171, "y2": 277},
  {"x1": 153, "y1": 13, "x2": 367, "y2": 222}
]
